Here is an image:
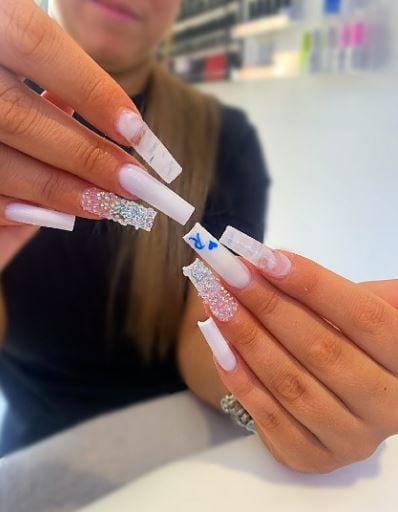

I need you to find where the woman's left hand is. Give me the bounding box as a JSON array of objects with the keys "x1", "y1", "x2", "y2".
[{"x1": 209, "y1": 252, "x2": 398, "y2": 474}]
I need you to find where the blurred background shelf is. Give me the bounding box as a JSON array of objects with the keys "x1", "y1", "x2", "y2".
[{"x1": 164, "y1": 0, "x2": 388, "y2": 84}]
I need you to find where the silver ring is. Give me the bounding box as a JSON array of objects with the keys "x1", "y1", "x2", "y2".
[{"x1": 220, "y1": 393, "x2": 256, "y2": 434}]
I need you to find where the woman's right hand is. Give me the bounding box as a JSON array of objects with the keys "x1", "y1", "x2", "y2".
[{"x1": 0, "y1": 0, "x2": 193, "y2": 271}]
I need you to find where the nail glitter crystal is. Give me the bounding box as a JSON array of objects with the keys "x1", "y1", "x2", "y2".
[
  {"x1": 183, "y1": 258, "x2": 238, "y2": 322},
  {"x1": 81, "y1": 188, "x2": 157, "y2": 231}
]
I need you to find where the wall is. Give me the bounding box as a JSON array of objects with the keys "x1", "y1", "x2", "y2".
[{"x1": 199, "y1": 0, "x2": 398, "y2": 282}]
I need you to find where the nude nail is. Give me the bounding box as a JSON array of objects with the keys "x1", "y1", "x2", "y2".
[
  {"x1": 198, "y1": 318, "x2": 237, "y2": 372},
  {"x1": 5, "y1": 203, "x2": 75, "y2": 231},
  {"x1": 183, "y1": 223, "x2": 251, "y2": 289},
  {"x1": 116, "y1": 109, "x2": 182, "y2": 184},
  {"x1": 182, "y1": 258, "x2": 238, "y2": 322},
  {"x1": 118, "y1": 164, "x2": 195, "y2": 225},
  {"x1": 220, "y1": 226, "x2": 292, "y2": 278}
]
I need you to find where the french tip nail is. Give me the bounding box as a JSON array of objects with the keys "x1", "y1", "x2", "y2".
[
  {"x1": 220, "y1": 225, "x2": 292, "y2": 278},
  {"x1": 198, "y1": 318, "x2": 237, "y2": 372}
]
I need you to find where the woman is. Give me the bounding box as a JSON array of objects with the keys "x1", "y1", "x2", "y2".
[
  {"x1": 0, "y1": 0, "x2": 398, "y2": 473},
  {"x1": 0, "y1": 0, "x2": 268, "y2": 455}
]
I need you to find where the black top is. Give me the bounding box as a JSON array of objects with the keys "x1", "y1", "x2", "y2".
[{"x1": 0, "y1": 94, "x2": 270, "y2": 456}]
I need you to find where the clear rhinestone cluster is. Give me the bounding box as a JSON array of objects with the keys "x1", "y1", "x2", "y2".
[
  {"x1": 220, "y1": 393, "x2": 256, "y2": 434},
  {"x1": 182, "y1": 258, "x2": 238, "y2": 322},
  {"x1": 81, "y1": 188, "x2": 157, "y2": 231}
]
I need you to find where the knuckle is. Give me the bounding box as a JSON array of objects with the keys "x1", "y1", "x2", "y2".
[
  {"x1": 336, "y1": 426, "x2": 377, "y2": 463},
  {"x1": 235, "y1": 321, "x2": 260, "y2": 349},
  {"x1": 6, "y1": 6, "x2": 50, "y2": 59},
  {"x1": 255, "y1": 289, "x2": 280, "y2": 318},
  {"x1": 352, "y1": 293, "x2": 388, "y2": 335},
  {"x1": 76, "y1": 140, "x2": 106, "y2": 176},
  {"x1": 38, "y1": 173, "x2": 64, "y2": 204},
  {"x1": 0, "y1": 81, "x2": 37, "y2": 137},
  {"x1": 80, "y1": 76, "x2": 110, "y2": 106},
  {"x1": 259, "y1": 410, "x2": 281, "y2": 432},
  {"x1": 0, "y1": 143, "x2": 12, "y2": 170},
  {"x1": 272, "y1": 373, "x2": 306, "y2": 403},
  {"x1": 231, "y1": 376, "x2": 254, "y2": 404},
  {"x1": 307, "y1": 334, "x2": 342, "y2": 369}
]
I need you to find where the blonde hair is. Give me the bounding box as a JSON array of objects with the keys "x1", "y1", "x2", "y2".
[{"x1": 112, "y1": 63, "x2": 220, "y2": 362}]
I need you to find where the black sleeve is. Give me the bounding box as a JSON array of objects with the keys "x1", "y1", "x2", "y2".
[{"x1": 202, "y1": 105, "x2": 271, "y2": 243}]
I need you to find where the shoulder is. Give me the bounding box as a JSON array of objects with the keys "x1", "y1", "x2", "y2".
[
  {"x1": 216, "y1": 103, "x2": 255, "y2": 163},
  {"x1": 215, "y1": 102, "x2": 269, "y2": 187}
]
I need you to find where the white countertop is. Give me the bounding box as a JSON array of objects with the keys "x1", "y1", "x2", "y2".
[{"x1": 1, "y1": 391, "x2": 397, "y2": 512}]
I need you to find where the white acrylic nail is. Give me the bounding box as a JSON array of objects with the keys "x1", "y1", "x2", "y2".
[
  {"x1": 116, "y1": 110, "x2": 182, "y2": 184},
  {"x1": 220, "y1": 226, "x2": 292, "y2": 278},
  {"x1": 198, "y1": 318, "x2": 237, "y2": 372},
  {"x1": 5, "y1": 203, "x2": 75, "y2": 231},
  {"x1": 183, "y1": 223, "x2": 251, "y2": 289},
  {"x1": 118, "y1": 164, "x2": 195, "y2": 225}
]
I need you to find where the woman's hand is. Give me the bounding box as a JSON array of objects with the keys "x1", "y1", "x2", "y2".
[
  {"x1": 183, "y1": 224, "x2": 398, "y2": 474},
  {"x1": 0, "y1": 0, "x2": 191, "y2": 270}
]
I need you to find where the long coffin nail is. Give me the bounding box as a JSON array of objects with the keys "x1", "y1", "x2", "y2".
[
  {"x1": 182, "y1": 258, "x2": 238, "y2": 322},
  {"x1": 116, "y1": 109, "x2": 182, "y2": 184},
  {"x1": 81, "y1": 188, "x2": 156, "y2": 231},
  {"x1": 220, "y1": 226, "x2": 292, "y2": 279},
  {"x1": 5, "y1": 203, "x2": 75, "y2": 231},
  {"x1": 183, "y1": 223, "x2": 251, "y2": 289},
  {"x1": 119, "y1": 164, "x2": 194, "y2": 225},
  {"x1": 198, "y1": 318, "x2": 237, "y2": 372}
]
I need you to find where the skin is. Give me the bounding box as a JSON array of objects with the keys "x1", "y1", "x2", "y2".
[
  {"x1": 186, "y1": 254, "x2": 398, "y2": 474},
  {"x1": 0, "y1": 0, "x2": 396, "y2": 475},
  {"x1": 0, "y1": 0, "x2": 180, "y2": 270}
]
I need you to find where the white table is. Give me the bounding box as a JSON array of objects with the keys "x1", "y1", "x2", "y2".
[
  {"x1": 0, "y1": 391, "x2": 243, "y2": 512},
  {"x1": 1, "y1": 391, "x2": 397, "y2": 512}
]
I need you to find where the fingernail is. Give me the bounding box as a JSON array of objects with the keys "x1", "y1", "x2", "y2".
[
  {"x1": 116, "y1": 109, "x2": 182, "y2": 184},
  {"x1": 5, "y1": 203, "x2": 75, "y2": 231},
  {"x1": 183, "y1": 223, "x2": 251, "y2": 289},
  {"x1": 182, "y1": 258, "x2": 238, "y2": 322},
  {"x1": 118, "y1": 164, "x2": 195, "y2": 225},
  {"x1": 81, "y1": 188, "x2": 156, "y2": 231},
  {"x1": 198, "y1": 318, "x2": 237, "y2": 372},
  {"x1": 220, "y1": 226, "x2": 292, "y2": 278}
]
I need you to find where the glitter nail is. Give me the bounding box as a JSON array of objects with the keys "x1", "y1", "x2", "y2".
[
  {"x1": 81, "y1": 188, "x2": 157, "y2": 231},
  {"x1": 183, "y1": 258, "x2": 238, "y2": 322}
]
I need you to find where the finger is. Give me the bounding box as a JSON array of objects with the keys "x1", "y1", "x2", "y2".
[
  {"x1": 223, "y1": 271, "x2": 398, "y2": 430},
  {"x1": 220, "y1": 227, "x2": 398, "y2": 373},
  {"x1": 183, "y1": 258, "x2": 365, "y2": 455},
  {"x1": 198, "y1": 320, "x2": 339, "y2": 474},
  {"x1": 0, "y1": 144, "x2": 158, "y2": 231},
  {"x1": 0, "y1": 0, "x2": 181, "y2": 182},
  {"x1": 360, "y1": 280, "x2": 398, "y2": 309},
  {"x1": 0, "y1": 70, "x2": 193, "y2": 225}
]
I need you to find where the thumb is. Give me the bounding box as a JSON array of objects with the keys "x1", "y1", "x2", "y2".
[{"x1": 359, "y1": 280, "x2": 398, "y2": 309}]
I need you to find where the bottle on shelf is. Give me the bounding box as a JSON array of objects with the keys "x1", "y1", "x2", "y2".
[{"x1": 324, "y1": 0, "x2": 342, "y2": 16}]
